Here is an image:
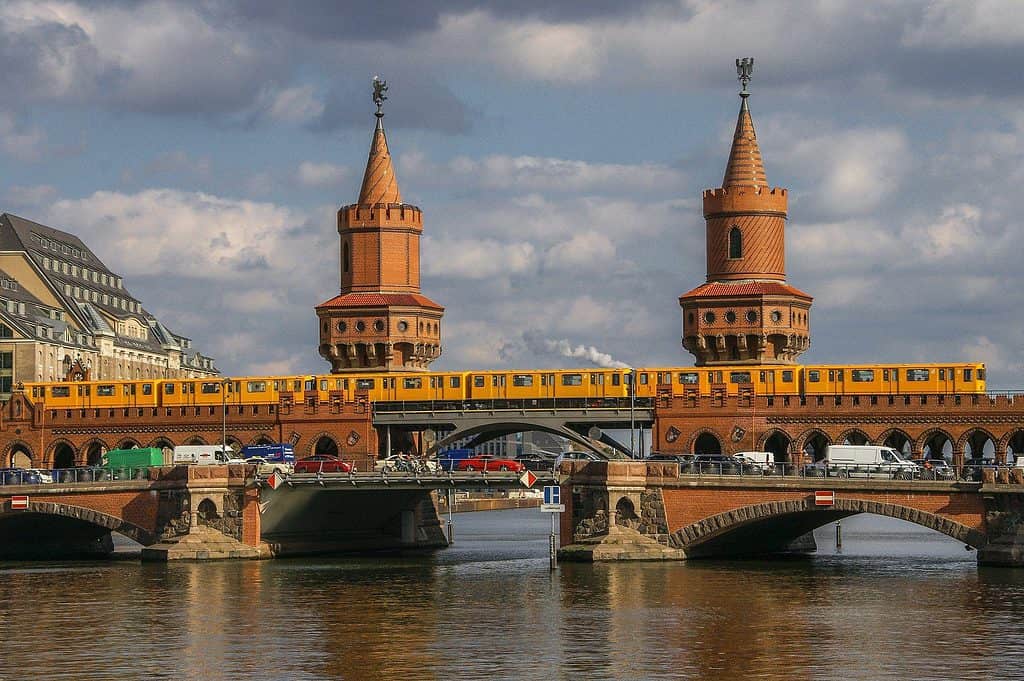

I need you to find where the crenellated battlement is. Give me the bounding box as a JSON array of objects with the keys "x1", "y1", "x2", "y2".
[
  {"x1": 339, "y1": 202, "x2": 423, "y2": 229},
  {"x1": 703, "y1": 186, "x2": 787, "y2": 216}
]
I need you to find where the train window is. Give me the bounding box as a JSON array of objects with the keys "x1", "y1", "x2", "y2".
[
  {"x1": 883, "y1": 369, "x2": 890, "y2": 381},
  {"x1": 304, "y1": 379, "x2": 315, "y2": 391},
  {"x1": 52, "y1": 386, "x2": 71, "y2": 397},
  {"x1": 450, "y1": 376, "x2": 461, "y2": 388},
  {"x1": 125, "y1": 384, "x2": 135, "y2": 396},
  {"x1": 201, "y1": 382, "x2": 221, "y2": 394},
  {"x1": 491, "y1": 375, "x2": 506, "y2": 387},
  {"x1": 142, "y1": 383, "x2": 152, "y2": 395},
  {"x1": 404, "y1": 377, "x2": 422, "y2": 389},
  {"x1": 851, "y1": 370, "x2": 875, "y2": 382},
  {"x1": 320, "y1": 380, "x2": 328, "y2": 391},
  {"x1": 562, "y1": 374, "x2": 583, "y2": 386},
  {"x1": 964, "y1": 368, "x2": 973, "y2": 381},
  {"x1": 612, "y1": 374, "x2": 621, "y2": 386},
  {"x1": 759, "y1": 371, "x2": 766, "y2": 382},
  {"x1": 729, "y1": 371, "x2": 751, "y2": 384},
  {"x1": 906, "y1": 369, "x2": 930, "y2": 381},
  {"x1": 678, "y1": 372, "x2": 699, "y2": 384},
  {"x1": 712, "y1": 371, "x2": 722, "y2": 383},
  {"x1": 473, "y1": 376, "x2": 485, "y2": 388},
  {"x1": 356, "y1": 379, "x2": 374, "y2": 390},
  {"x1": 343, "y1": 379, "x2": 349, "y2": 389},
  {"x1": 980, "y1": 368, "x2": 986, "y2": 380},
  {"x1": 187, "y1": 383, "x2": 195, "y2": 394},
  {"x1": 164, "y1": 383, "x2": 175, "y2": 394},
  {"x1": 781, "y1": 370, "x2": 793, "y2": 382},
  {"x1": 97, "y1": 385, "x2": 115, "y2": 396},
  {"x1": 293, "y1": 380, "x2": 301, "y2": 391},
  {"x1": 512, "y1": 375, "x2": 533, "y2": 387},
  {"x1": 807, "y1": 370, "x2": 820, "y2": 382},
  {"x1": 590, "y1": 374, "x2": 604, "y2": 385},
  {"x1": 939, "y1": 369, "x2": 946, "y2": 380},
  {"x1": 247, "y1": 381, "x2": 267, "y2": 393},
  {"x1": 639, "y1": 373, "x2": 648, "y2": 385},
  {"x1": 429, "y1": 377, "x2": 436, "y2": 389},
  {"x1": 828, "y1": 370, "x2": 835, "y2": 381}
]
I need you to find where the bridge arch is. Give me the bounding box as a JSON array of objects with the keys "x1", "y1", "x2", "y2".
[
  {"x1": 670, "y1": 498, "x2": 986, "y2": 558},
  {"x1": 81, "y1": 438, "x2": 109, "y2": 466},
  {"x1": 0, "y1": 500, "x2": 156, "y2": 546},
  {"x1": 428, "y1": 422, "x2": 604, "y2": 456},
  {"x1": 796, "y1": 429, "x2": 831, "y2": 462},
  {"x1": 837, "y1": 428, "x2": 869, "y2": 446},
  {"x1": 184, "y1": 436, "x2": 207, "y2": 446},
  {"x1": 918, "y1": 428, "x2": 955, "y2": 460},
  {"x1": 311, "y1": 433, "x2": 340, "y2": 457},
  {"x1": 116, "y1": 437, "x2": 142, "y2": 450},
  {"x1": 1000, "y1": 429, "x2": 1024, "y2": 462},
  {"x1": 959, "y1": 428, "x2": 998, "y2": 462},
  {"x1": 688, "y1": 429, "x2": 723, "y2": 456},
  {"x1": 50, "y1": 439, "x2": 77, "y2": 468},
  {"x1": 878, "y1": 428, "x2": 913, "y2": 456},
  {"x1": 757, "y1": 430, "x2": 792, "y2": 463},
  {"x1": 5, "y1": 440, "x2": 33, "y2": 468},
  {"x1": 251, "y1": 434, "x2": 275, "y2": 446}
]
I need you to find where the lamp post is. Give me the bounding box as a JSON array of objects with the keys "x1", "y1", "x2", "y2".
[
  {"x1": 629, "y1": 368, "x2": 636, "y2": 458},
  {"x1": 221, "y1": 377, "x2": 231, "y2": 456}
]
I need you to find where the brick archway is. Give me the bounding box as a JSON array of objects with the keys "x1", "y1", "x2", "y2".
[
  {"x1": 0, "y1": 500, "x2": 156, "y2": 545},
  {"x1": 878, "y1": 428, "x2": 914, "y2": 455},
  {"x1": 4, "y1": 439, "x2": 35, "y2": 467},
  {"x1": 958, "y1": 427, "x2": 999, "y2": 461},
  {"x1": 686, "y1": 428, "x2": 724, "y2": 455},
  {"x1": 794, "y1": 428, "x2": 831, "y2": 461},
  {"x1": 918, "y1": 428, "x2": 956, "y2": 459},
  {"x1": 669, "y1": 497, "x2": 986, "y2": 556},
  {"x1": 836, "y1": 428, "x2": 869, "y2": 446},
  {"x1": 81, "y1": 438, "x2": 110, "y2": 466}
]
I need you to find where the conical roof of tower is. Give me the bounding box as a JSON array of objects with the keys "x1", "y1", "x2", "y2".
[
  {"x1": 357, "y1": 118, "x2": 402, "y2": 205},
  {"x1": 722, "y1": 96, "x2": 768, "y2": 189}
]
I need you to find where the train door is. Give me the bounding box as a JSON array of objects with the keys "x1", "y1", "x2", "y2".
[
  {"x1": 760, "y1": 369, "x2": 775, "y2": 396},
  {"x1": 538, "y1": 373, "x2": 555, "y2": 402}
]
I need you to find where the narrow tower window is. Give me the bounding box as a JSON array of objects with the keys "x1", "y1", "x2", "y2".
[
  {"x1": 729, "y1": 226, "x2": 742, "y2": 259},
  {"x1": 343, "y1": 242, "x2": 350, "y2": 273}
]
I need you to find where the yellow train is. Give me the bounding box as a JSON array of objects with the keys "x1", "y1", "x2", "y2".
[{"x1": 23, "y1": 362, "x2": 986, "y2": 411}]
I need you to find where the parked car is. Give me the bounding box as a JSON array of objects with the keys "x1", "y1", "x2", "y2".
[
  {"x1": 25, "y1": 468, "x2": 54, "y2": 483},
  {"x1": 960, "y1": 458, "x2": 997, "y2": 482},
  {"x1": 374, "y1": 455, "x2": 438, "y2": 473},
  {"x1": 646, "y1": 452, "x2": 694, "y2": 465},
  {"x1": 518, "y1": 454, "x2": 557, "y2": 472},
  {"x1": 455, "y1": 455, "x2": 523, "y2": 472},
  {"x1": 911, "y1": 458, "x2": 955, "y2": 480},
  {"x1": 0, "y1": 468, "x2": 42, "y2": 485},
  {"x1": 293, "y1": 455, "x2": 353, "y2": 474},
  {"x1": 689, "y1": 454, "x2": 750, "y2": 475},
  {"x1": 553, "y1": 451, "x2": 604, "y2": 469},
  {"x1": 245, "y1": 456, "x2": 293, "y2": 475}
]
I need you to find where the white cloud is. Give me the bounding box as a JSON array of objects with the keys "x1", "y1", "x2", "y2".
[
  {"x1": 0, "y1": 111, "x2": 46, "y2": 160},
  {"x1": 262, "y1": 85, "x2": 325, "y2": 124},
  {"x1": 544, "y1": 232, "x2": 616, "y2": 270},
  {"x1": 422, "y1": 237, "x2": 536, "y2": 279},
  {"x1": 902, "y1": 0, "x2": 1024, "y2": 47},
  {"x1": 297, "y1": 161, "x2": 349, "y2": 188}
]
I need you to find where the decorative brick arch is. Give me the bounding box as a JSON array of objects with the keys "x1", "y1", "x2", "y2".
[
  {"x1": 307, "y1": 431, "x2": 339, "y2": 457},
  {"x1": 0, "y1": 500, "x2": 156, "y2": 545},
  {"x1": 48, "y1": 438, "x2": 78, "y2": 467},
  {"x1": 80, "y1": 438, "x2": 110, "y2": 466},
  {"x1": 877, "y1": 428, "x2": 913, "y2": 449},
  {"x1": 250, "y1": 434, "x2": 276, "y2": 446},
  {"x1": 3, "y1": 440, "x2": 34, "y2": 467},
  {"x1": 836, "y1": 428, "x2": 869, "y2": 445},
  {"x1": 917, "y1": 428, "x2": 956, "y2": 455},
  {"x1": 668, "y1": 498, "x2": 986, "y2": 552},
  {"x1": 756, "y1": 429, "x2": 792, "y2": 451},
  {"x1": 956, "y1": 427, "x2": 999, "y2": 455},
  {"x1": 997, "y1": 429, "x2": 1024, "y2": 458},
  {"x1": 794, "y1": 428, "x2": 831, "y2": 453},
  {"x1": 686, "y1": 428, "x2": 725, "y2": 455}
]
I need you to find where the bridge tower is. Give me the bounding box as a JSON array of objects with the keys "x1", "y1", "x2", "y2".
[
  {"x1": 316, "y1": 78, "x2": 444, "y2": 373},
  {"x1": 680, "y1": 59, "x2": 812, "y2": 366}
]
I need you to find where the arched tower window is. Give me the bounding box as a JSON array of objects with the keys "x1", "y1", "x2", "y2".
[
  {"x1": 343, "y1": 242, "x2": 350, "y2": 273},
  {"x1": 729, "y1": 226, "x2": 742, "y2": 259}
]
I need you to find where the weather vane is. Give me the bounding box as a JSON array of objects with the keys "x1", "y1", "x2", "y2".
[
  {"x1": 736, "y1": 57, "x2": 754, "y2": 96},
  {"x1": 372, "y1": 75, "x2": 388, "y2": 118}
]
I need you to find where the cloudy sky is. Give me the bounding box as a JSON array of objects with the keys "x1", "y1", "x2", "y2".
[{"x1": 2, "y1": 0, "x2": 1023, "y2": 387}]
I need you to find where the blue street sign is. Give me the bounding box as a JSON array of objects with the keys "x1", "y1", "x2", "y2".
[{"x1": 543, "y1": 485, "x2": 560, "y2": 505}]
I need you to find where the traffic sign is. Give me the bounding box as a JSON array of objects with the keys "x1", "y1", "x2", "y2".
[
  {"x1": 519, "y1": 470, "x2": 537, "y2": 488},
  {"x1": 10, "y1": 495, "x2": 28, "y2": 510},
  {"x1": 814, "y1": 490, "x2": 835, "y2": 506},
  {"x1": 266, "y1": 473, "x2": 282, "y2": 490},
  {"x1": 540, "y1": 503, "x2": 565, "y2": 513},
  {"x1": 543, "y1": 485, "x2": 560, "y2": 505}
]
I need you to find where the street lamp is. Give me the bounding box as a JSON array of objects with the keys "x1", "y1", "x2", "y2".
[{"x1": 221, "y1": 377, "x2": 231, "y2": 457}]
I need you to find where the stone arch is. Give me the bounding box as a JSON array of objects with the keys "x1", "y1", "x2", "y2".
[
  {"x1": 0, "y1": 500, "x2": 156, "y2": 545},
  {"x1": 6, "y1": 440, "x2": 33, "y2": 468},
  {"x1": 50, "y1": 439, "x2": 77, "y2": 468},
  {"x1": 196, "y1": 498, "x2": 220, "y2": 526},
  {"x1": 918, "y1": 428, "x2": 955, "y2": 460},
  {"x1": 837, "y1": 428, "x2": 869, "y2": 446},
  {"x1": 116, "y1": 438, "x2": 141, "y2": 450},
  {"x1": 251, "y1": 434, "x2": 275, "y2": 446},
  {"x1": 311, "y1": 433, "x2": 339, "y2": 457},
  {"x1": 1000, "y1": 430, "x2": 1024, "y2": 463},
  {"x1": 669, "y1": 497, "x2": 986, "y2": 557},
  {"x1": 184, "y1": 436, "x2": 207, "y2": 446},
  {"x1": 796, "y1": 429, "x2": 831, "y2": 462},
  {"x1": 878, "y1": 428, "x2": 913, "y2": 457},
  {"x1": 81, "y1": 438, "x2": 109, "y2": 467},
  {"x1": 757, "y1": 430, "x2": 792, "y2": 463},
  {"x1": 687, "y1": 429, "x2": 723, "y2": 456},
  {"x1": 614, "y1": 496, "x2": 639, "y2": 529},
  {"x1": 958, "y1": 427, "x2": 999, "y2": 462},
  {"x1": 428, "y1": 421, "x2": 604, "y2": 457}
]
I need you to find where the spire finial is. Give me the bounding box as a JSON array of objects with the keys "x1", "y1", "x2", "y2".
[
  {"x1": 372, "y1": 75, "x2": 388, "y2": 119},
  {"x1": 736, "y1": 57, "x2": 754, "y2": 98}
]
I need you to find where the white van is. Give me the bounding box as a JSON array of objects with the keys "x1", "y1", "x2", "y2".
[
  {"x1": 734, "y1": 451, "x2": 775, "y2": 470},
  {"x1": 172, "y1": 445, "x2": 234, "y2": 465},
  {"x1": 824, "y1": 445, "x2": 919, "y2": 479}
]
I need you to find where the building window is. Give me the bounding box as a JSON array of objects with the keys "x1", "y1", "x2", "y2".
[
  {"x1": 373, "y1": 319, "x2": 384, "y2": 332},
  {"x1": 398, "y1": 320, "x2": 408, "y2": 332},
  {"x1": 343, "y1": 242, "x2": 350, "y2": 273},
  {"x1": 725, "y1": 311, "x2": 736, "y2": 323},
  {"x1": 703, "y1": 311, "x2": 716, "y2": 324},
  {"x1": 746, "y1": 310, "x2": 757, "y2": 323},
  {"x1": 337, "y1": 321, "x2": 346, "y2": 332},
  {"x1": 355, "y1": 321, "x2": 365, "y2": 332},
  {"x1": 729, "y1": 226, "x2": 742, "y2": 259}
]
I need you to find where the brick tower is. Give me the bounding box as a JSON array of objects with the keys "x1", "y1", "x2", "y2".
[
  {"x1": 316, "y1": 78, "x2": 443, "y2": 372},
  {"x1": 679, "y1": 59, "x2": 811, "y2": 366}
]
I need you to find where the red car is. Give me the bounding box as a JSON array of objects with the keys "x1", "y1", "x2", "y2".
[
  {"x1": 294, "y1": 454, "x2": 353, "y2": 473},
  {"x1": 456, "y1": 455, "x2": 523, "y2": 472}
]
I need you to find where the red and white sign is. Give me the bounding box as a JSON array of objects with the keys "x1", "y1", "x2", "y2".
[
  {"x1": 10, "y1": 495, "x2": 28, "y2": 510},
  {"x1": 519, "y1": 470, "x2": 537, "y2": 488},
  {"x1": 814, "y1": 490, "x2": 835, "y2": 506},
  {"x1": 266, "y1": 473, "x2": 282, "y2": 490}
]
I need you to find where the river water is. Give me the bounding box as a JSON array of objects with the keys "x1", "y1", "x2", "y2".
[{"x1": 2, "y1": 510, "x2": 1024, "y2": 681}]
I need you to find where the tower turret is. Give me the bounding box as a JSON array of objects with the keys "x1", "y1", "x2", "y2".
[
  {"x1": 316, "y1": 77, "x2": 444, "y2": 372},
  {"x1": 679, "y1": 59, "x2": 812, "y2": 366}
]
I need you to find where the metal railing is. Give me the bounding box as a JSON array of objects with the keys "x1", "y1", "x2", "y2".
[
  {"x1": 672, "y1": 460, "x2": 1017, "y2": 483},
  {"x1": 373, "y1": 397, "x2": 654, "y2": 413},
  {"x1": 0, "y1": 466, "x2": 153, "y2": 485}
]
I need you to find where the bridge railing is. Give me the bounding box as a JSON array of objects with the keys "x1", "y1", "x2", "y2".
[
  {"x1": 677, "y1": 461, "x2": 1024, "y2": 483},
  {"x1": 373, "y1": 397, "x2": 654, "y2": 413},
  {"x1": 0, "y1": 466, "x2": 153, "y2": 485}
]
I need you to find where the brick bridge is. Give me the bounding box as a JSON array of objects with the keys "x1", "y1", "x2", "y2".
[{"x1": 558, "y1": 461, "x2": 1024, "y2": 567}]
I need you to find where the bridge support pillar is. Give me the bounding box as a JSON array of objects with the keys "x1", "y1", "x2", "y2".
[{"x1": 978, "y1": 493, "x2": 1024, "y2": 567}]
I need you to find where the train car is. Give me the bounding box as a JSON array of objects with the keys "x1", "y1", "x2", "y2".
[
  {"x1": 158, "y1": 377, "x2": 244, "y2": 408},
  {"x1": 25, "y1": 379, "x2": 161, "y2": 409},
  {"x1": 800, "y1": 363, "x2": 985, "y2": 396}
]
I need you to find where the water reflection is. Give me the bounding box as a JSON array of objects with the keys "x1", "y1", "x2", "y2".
[{"x1": 2, "y1": 511, "x2": 1024, "y2": 681}]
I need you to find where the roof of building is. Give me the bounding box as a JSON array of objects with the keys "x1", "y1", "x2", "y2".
[
  {"x1": 356, "y1": 117, "x2": 402, "y2": 206},
  {"x1": 316, "y1": 291, "x2": 444, "y2": 310},
  {"x1": 722, "y1": 95, "x2": 769, "y2": 189},
  {"x1": 679, "y1": 281, "x2": 813, "y2": 300}
]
